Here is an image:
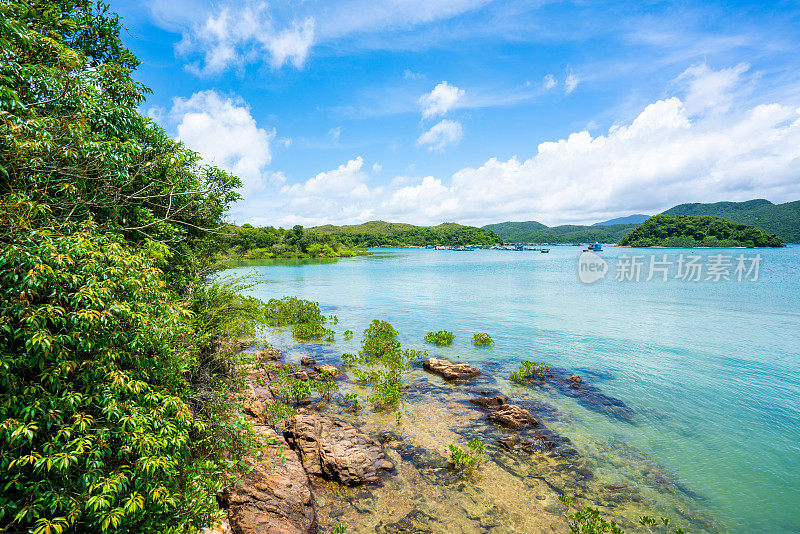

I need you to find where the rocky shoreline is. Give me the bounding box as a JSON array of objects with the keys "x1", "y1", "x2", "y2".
[{"x1": 208, "y1": 345, "x2": 718, "y2": 534}]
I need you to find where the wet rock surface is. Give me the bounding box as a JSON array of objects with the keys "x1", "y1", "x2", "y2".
[
  {"x1": 220, "y1": 426, "x2": 315, "y2": 534},
  {"x1": 546, "y1": 368, "x2": 635, "y2": 422},
  {"x1": 422, "y1": 358, "x2": 481, "y2": 380},
  {"x1": 301, "y1": 355, "x2": 316, "y2": 366},
  {"x1": 284, "y1": 410, "x2": 395, "y2": 486},
  {"x1": 469, "y1": 394, "x2": 539, "y2": 430},
  {"x1": 314, "y1": 364, "x2": 342, "y2": 377}
]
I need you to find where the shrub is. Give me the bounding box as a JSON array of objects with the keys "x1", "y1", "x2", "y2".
[
  {"x1": 343, "y1": 320, "x2": 426, "y2": 407},
  {"x1": 510, "y1": 361, "x2": 550, "y2": 383},
  {"x1": 263, "y1": 297, "x2": 336, "y2": 342},
  {"x1": 0, "y1": 230, "x2": 222, "y2": 533},
  {"x1": 472, "y1": 333, "x2": 494, "y2": 347},
  {"x1": 448, "y1": 439, "x2": 487, "y2": 472},
  {"x1": 424, "y1": 330, "x2": 455, "y2": 346}
]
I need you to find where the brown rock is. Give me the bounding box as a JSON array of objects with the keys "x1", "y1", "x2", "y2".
[
  {"x1": 221, "y1": 426, "x2": 315, "y2": 534},
  {"x1": 487, "y1": 403, "x2": 539, "y2": 430},
  {"x1": 566, "y1": 375, "x2": 583, "y2": 387},
  {"x1": 498, "y1": 434, "x2": 520, "y2": 450},
  {"x1": 313, "y1": 364, "x2": 341, "y2": 378},
  {"x1": 244, "y1": 397, "x2": 267, "y2": 418},
  {"x1": 284, "y1": 410, "x2": 394, "y2": 486},
  {"x1": 300, "y1": 356, "x2": 316, "y2": 366},
  {"x1": 294, "y1": 370, "x2": 309, "y2": 381},
  {"x1": 469, "y1": 395, "x2": 507, "y2": 410},
  {"x1": 422, "y1": 358, "x2": 481, "y2": 380},
  {"x1": 260, "y1": 347, "x2": 282, "y2": 361}
]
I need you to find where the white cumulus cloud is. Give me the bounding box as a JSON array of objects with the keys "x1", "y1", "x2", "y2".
[
  {"x1": 419, "y1": 81, "x2": 465, "y2": 119},
  {"x1": 417, "y1": 119, "x2": 463, "y2": 151},
  {"x1": 166, "y1": 90, "x2": 276, "y2": 193}
]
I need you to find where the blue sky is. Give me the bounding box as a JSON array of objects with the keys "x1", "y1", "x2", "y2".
[{"x1": 113, "y1": 0, "x2": 800, "y2": 227}]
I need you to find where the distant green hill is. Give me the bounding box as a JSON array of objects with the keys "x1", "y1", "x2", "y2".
[
  {"x1": 308, "y1": 221, "x2": 502, "y2": 247},
  {"x1": 663, "y1": 199, "x2": 800, "y2": 243},
  {"x1": 482, "y1": 221, "x2": 636, "y2": 243},
  {"x1": 593, "y1": 214, "x2": 650, "y2": 226},
  {"x1": 619, "y1": 214, "x2": 784, "y2": 248}
]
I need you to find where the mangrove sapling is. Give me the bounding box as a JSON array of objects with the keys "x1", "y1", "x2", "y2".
[
  {"x1": 312, "y1": 369, "x2": 339, "y2": 401},
  {"x1": 344, "y1": 393, "x2": 360, "y2": 412},
  {"x1": 331, "y1": 524, "x2": 348, "y2": 534},
  {"x1": 264, "y1": 296, "x2": 337, "y2": 342},
  {"x1": 472, "y1": 333, "x2": 495, "y2": 347},
  {"x1": 510, "y1": 361, "x2": 550, "y2": 383},
  {"x1": 557, "y1": 495, "x2": 685, "y2": 534},
  {"x1": 343, "y1": 329, "x2": 354, "y2": 341},
  {"x1": 424, "y1": 330, "x2": 456, "y2": 346},
  {"x1": 287, "y1": 377, "x2": 312, "y2": 405},
  {"x1": 448, "y1": 438, "x2": 487, "y2": 473},
  {"x1": 264, "y1": 400, "x2": 297, "y2": 426},
  {"x1": 345, "y1": 320, "x2": 427, "y2": 408}
]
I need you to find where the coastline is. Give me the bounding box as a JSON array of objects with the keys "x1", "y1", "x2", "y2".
[{"x1": 213, "y1": 334, "x2": 719, "y2": 534}]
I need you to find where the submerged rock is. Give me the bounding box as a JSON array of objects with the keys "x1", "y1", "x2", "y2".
[
  {"x1": 469, "y1": 395, "x2": 507, "y2": 410},
  {"x1": 300, "y1": 355, "x2": 316, "y2": 366},
  {"x1": 566, "y1": 375, "x2": 583, "y2": 387},
  {"x1": 284, "y1": 410, "x2": 394, "y2": 486},
  {"x1": 488, "y1": 403, "x2": 539, "y2": 430},
  {"x1": 422, "y1": 357, "x2": 481, "y2": 380},
  {"x1": 221, "y1": 426, "x2": 315, "y2": 534}
]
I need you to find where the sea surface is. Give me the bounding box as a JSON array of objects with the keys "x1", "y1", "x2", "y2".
[{"x1": 221, "y1": 246, "x2": 800, "y2": 533}]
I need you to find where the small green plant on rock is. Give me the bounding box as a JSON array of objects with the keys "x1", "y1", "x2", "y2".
[
  {"x1": 557, "y1": 495, "x2": 685, "y2": 534},
  {"x1": 424, "y1": 330, "x2": 456, "y2": 346},
  {"x1": 264, "y1": 400, "x2": 297, "y2": 426},
  {"x1": 449, "y1": 438, "x2": 487, "y2": 472},
  {"x1": 312, "y1": 369, "x2": 339, "y2": 401},
  {"x1": 344, "y1": 392, "x2": 360, "y2": 412},
  {"x1": 472, "y1": 333, "x2": 494, "y2": 347},
  {"x1": 331, "y1": 524, "x2": 348, "y2": 534}
]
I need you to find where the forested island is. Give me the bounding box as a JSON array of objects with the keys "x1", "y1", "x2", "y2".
[{"x1": 618, "y1": 215, "x2": 785, "y2": 248}]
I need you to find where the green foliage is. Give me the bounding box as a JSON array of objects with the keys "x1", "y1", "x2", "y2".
[
  {"x1": 0, "y1": 229, "x2": 220, "y2": 533},
  {"x1": 342, "y1": 321, "x2": 425, "y2": 407},
  {"x1": 309, "y1": 221, "x2": 503, "y2": 247},
  {"x1": 664, "y1": 198, "x2": 800, "y2": 243},
  {"x1": 219, "y1": 224, "x2": 369, "y2": 261},
  {"x1": 472, "y1": 333, "x2": 494, "y2": 347},
  {"x1": 311, "y1": 369, "x2": 339, "y2": 401},
  {"x1": 0, "y1": 1, "x2": 263, "y2": 532},
  {"x1": 424, "y1": 330, "x2": 455, "y2": 346},
  {"x1": 344, "y1": 393, "x2": 360, "y2": 412},
  {"x1": 330, "y1": 524, "x2": 348, "y2": 534},
  {"x1": 484, "y1": 221, "x2": 636, "y2": 244},
  {"x1": 448, "y1": 439, "x2": 487, "y2": 472},
  {"x1": 510, "y1": 361, "x2": 550, "y2": 383},
  {"x1": 343, "y1": 329, "x2": 354, "y2": 341},
  {"x1": 263, "y1": 296, "x2": 336, "y2": 342},
  {"x1": 619, "y1": 214, "x2": 784, "y2": 248},
  {"x1": 557, "y1": 495, "x2": 685, "y2": 534}
]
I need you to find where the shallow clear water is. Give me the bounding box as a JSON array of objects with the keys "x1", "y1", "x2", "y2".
[{"x1": 222, "y1": 246, "x2": 800, "y2": 533}]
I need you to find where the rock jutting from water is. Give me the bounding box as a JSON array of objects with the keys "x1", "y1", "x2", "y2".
[
  {"x1": 422, "y1": 357, "x2": 482, "y2": 380},
  {"x1": 283, "y1": 410, "x2": 395, "y2": 486}
]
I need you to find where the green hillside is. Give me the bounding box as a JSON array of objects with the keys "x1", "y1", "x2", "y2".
[
  {"x1": 482, "y1": 221, "x2": 637, "y2": 243},
  {"x1": 619, "y1": 215, "x2": 784, "y2": 248},
  {"x1": 663, "y1": 199, "x2": 800, "y2": 243},
  {"x1": 308, "y1": 221, "x2": 502, "y2": 247}
]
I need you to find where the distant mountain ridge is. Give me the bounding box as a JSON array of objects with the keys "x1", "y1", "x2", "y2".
[
  {"x1": 485, "y1": 199, "x2": 800, "y2": 243},
  {"x1": 592, "y1": 214, "x2": 650, "y2": 226},
  {"x1": 482, "y1": 221, "x2": 636, "y2": 243}
]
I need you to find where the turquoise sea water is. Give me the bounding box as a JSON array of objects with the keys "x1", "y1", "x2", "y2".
[{"x1": 222, "y1": 246, "x2": 800, "y2": 533}]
